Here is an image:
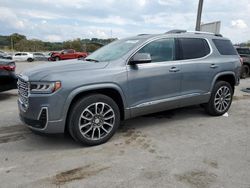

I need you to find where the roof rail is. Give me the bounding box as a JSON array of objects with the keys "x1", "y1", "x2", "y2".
[
  {"x1": 137, "y1": 34, "x2": 150, "y2": 36},
  {"x1": 165, "y1": 29, "x2": 223, "y2": 37},
  {"x1": 187, "y1": 30, "x2": 223, "y2": 37},
  {"x1": 165, "y1": 29, "x2": 186, "y2": 34}
]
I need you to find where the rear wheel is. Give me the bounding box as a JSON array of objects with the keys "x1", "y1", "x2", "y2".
[
  {"x1": 204, "y1": 81, "x2": 233, "y2": 116},
  {"x1": 27, "y1": 58, "x2": 33, "y2": 62},
  {"x1": 68, "y1": 94, "x2": 120, "y2": 146},
  {"x1": 241, "y1": 64, "x2": 250, "y2": 78}
]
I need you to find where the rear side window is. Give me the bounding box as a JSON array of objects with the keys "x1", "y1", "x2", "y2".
[
  {"x1": 179, "y1": 38, "x2": 210, "y2": 59},
  {"x1": 213, "y1": 39, "x2": 237, "y2": 55}
]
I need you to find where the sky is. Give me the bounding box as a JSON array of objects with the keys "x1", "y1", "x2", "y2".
[{"x1": 0, "y1": 0, "x2": 249, "y2": 43}]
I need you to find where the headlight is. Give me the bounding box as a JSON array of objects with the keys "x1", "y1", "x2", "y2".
[{"x1": 30, "y1": 81, "x2": 61, "y2": 94}]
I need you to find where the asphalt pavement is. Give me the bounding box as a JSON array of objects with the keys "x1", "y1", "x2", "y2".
[{"x1": 0, "y1": 61, "x2": 249, "y2": 188}]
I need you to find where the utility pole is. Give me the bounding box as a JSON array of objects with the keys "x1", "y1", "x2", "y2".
[
  {"x1": 11, "y1": 36, "x2": 14, "y2": 52},
  {"x1": 110, "y1": 29, "x2": 113, "y2": 38},
  {"x1": 195, "y1": 0, "x2": 204, "y2": 31}
]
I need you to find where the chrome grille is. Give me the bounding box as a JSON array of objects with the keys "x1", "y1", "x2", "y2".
[{"x1": 18, "y1": 78, "x2": 29, "y2": 109}]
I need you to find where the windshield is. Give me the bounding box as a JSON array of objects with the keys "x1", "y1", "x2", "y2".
[{"x1": 86, "y1": 39, "x2": 141, "y2": 62}]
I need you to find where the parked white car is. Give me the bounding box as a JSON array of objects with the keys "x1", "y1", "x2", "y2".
[{"x1": 12, "y1": 52, "x2": 34, "y2": 62}]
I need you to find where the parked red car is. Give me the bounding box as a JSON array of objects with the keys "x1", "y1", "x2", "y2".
[{"x1": 49, "y1": 49, "x2": 88, "y2": 61}]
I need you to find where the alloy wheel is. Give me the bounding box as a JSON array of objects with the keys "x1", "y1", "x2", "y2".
[
  {"x1": 78, "y1": 102, "x2": 115, "y2": 141},
  {"x1": 214, "y1": 86, "x2": 231, "y2": 112}
]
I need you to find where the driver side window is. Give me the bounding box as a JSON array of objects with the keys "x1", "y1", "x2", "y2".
[{"x1": 137, "y1": 38, "x2": 175, "y2": 63}]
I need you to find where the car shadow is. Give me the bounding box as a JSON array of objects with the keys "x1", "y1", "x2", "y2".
[
  {"x1": 119, "y1": 105, "x2": 209, "y2": 130},
  {"x1": 1, "y1": 105, "x2": 209, "y2": 151}
]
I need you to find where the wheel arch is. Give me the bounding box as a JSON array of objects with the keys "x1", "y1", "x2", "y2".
[
  {"x1": 210, "y1": 72, "x2": 236, "y2": 92},
  {"x1": 64, "y1": 84, "x2": 129, "y2": 132},
  {"x1": 54, "y1": 56, "x2": 60, "y2": 60}
]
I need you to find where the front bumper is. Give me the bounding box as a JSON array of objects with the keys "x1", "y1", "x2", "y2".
[{"x1": 18, "y1": 95, "x2": 66, "y2": 134}]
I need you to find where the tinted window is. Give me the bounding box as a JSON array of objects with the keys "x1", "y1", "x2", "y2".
[
  {"x1": 137, "y1": 38, "x2": 175, "y2": 62},
  {"x1": 179, "y1": 38, "x2": 210, "y2": 59},
  {"x1": 15, "y1": 53, "x2": 21, "y2": 56},
  {"x1": 213, "y1": 39, "x2": 237, "y2": 55},
  {"x1": 22, "y1": 53, "x2": 27, "y2": 56},
  {"x1": 236, "y1": 48, "x2": 250, "y2": 55}
]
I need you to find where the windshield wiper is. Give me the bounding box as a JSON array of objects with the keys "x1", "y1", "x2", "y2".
[{"x1": 85, "y1": 58, "x2": 99, "y2": 62}]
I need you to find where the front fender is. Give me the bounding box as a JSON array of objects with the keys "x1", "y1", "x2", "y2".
[{"x1": 62, "y1": 83, "x2": 128, "y2": 120}]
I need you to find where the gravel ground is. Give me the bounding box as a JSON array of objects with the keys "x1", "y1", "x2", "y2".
[{"x1": 0, "y1": 61, "x2": 249, "y2": 188}]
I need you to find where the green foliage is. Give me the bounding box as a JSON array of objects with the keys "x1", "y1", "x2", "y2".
[
  {"x1": 43, "y1": 42, "x2": 63, "y2": 51},
  {"x1": 0, "y1": 35, "x2": 10, "y2": 47},
  {"x1": 63, "y1": 39, "x2": 83, "y2": 51},
  {"x1": 247, "y1": 41, "x2": 250, "y2": 47},
  {"x1": 0, "y1": 33, "x2": 117, "y2": 52},
  {"x1": 15, "y1": 39, "x2": 44, "y2": 52},
  {"x1": 86, "y1": 43, "x2": 100, "y2": 52},
  {"x1": 9, "y1": 33, "x2": 26, "y2": 43}
]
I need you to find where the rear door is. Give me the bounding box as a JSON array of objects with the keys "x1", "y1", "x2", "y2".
[
  {"x1": 21, "y1": 53, "x2": 28, "y2": 61},
  {"x1": 63, "y1": 50, "x2": 75, "y2": 59},
  {"x1": 127, "y1": 38, "x2": 182, "y2": 116},
  {"x1": 176, "y1": 37, "x2": 214, "y2": 106}
]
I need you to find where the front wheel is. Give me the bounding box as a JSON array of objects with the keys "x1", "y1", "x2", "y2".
[
  {"x1": 68, "y1": 94, "x2": 120, "y2": 146},
  {"x1": 204, "y1": 81, "x2": 233, "y2": 116},
  {"x1": 55, "y1": 57, "x2": 60, "y2": 61}
]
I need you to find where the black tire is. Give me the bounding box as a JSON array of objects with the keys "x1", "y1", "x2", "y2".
[
  {"x1": 241, "y1": 64, "x2": 250, "y2": 79},
  {"x1": 27, "y1": 58, "x2": 33, "y2": 62},
  {"x1": 55, "y1": 57, "x2": 60, "y2": 61},
  {"x1": 68, "y1": 94, "x2": 120, "y2": 146},
  {"x1": 204, "y1": 81, "x2": 233, "y2": 116}
]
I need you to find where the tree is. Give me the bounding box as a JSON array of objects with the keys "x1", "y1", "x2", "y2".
[
  {"x1": 62, "y1": 39, "x2": 83, "y2": 51},
  {"x1": 8, "y1": 33, "x2": 26, "y2": 50},
  {"x1": 0, "y1": 33, "x2": 117, "y2": 52},
  {"x1": 247, "y1": 40, "x2": 250, "y2": 47},
  {"x1": 86, "y1": 43, "x2": 100, "y2": 52},
  {"x1": 15, "y1": 39, "x2": 44, "y2": 51}
]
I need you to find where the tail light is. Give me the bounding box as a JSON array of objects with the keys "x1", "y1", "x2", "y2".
[{"x1": 0, "y1": 64, "x2": 16, "y2": 71}]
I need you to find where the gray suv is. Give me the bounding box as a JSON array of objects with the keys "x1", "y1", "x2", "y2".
[{"x1": 17, "y1": 30, "x2": 241, "y2": 146}]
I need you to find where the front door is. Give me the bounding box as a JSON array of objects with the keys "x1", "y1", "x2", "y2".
[{"x1": 127, "y1": 38, "x2": 182, "y2": 117}]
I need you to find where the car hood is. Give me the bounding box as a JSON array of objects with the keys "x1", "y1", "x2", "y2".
[{"x1": 20, "y1": 59, "x2": 109, "y2": 81}]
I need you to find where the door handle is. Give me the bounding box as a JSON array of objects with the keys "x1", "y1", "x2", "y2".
[
  {"x1": 210, "y1": 64, "x2": 219, "y2": 69},
  {"x1": 169, "y1": 67, "x2": 180, "y2": 72}
]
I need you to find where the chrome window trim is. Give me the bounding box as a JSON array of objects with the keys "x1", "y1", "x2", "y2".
[{"x1": 126, "y1": 37, "x2": 212, "y2": 65}]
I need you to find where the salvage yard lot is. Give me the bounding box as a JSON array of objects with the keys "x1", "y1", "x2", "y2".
[{"x1": 0, "y1": 61, "x2": 250, "y2": 188}]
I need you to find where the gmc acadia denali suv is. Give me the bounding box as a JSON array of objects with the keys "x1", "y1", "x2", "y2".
[{"x1": 17, "y1": 30, "x2": 241, "y2": 146}]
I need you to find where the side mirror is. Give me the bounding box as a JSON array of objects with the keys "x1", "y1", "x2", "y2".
[{"x1": 130, "y1": 53, "x2": 152, "y2": 65}]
